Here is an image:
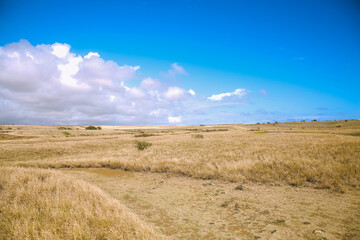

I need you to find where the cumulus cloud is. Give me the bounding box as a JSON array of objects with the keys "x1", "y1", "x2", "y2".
[
  {"x1": 208, "y1": 88, "x2": 248, "y2": 101},
  {"x1": 84, "y1": 52, "x2": 100, "y2": 59},
  {"x1": 168, "y1": 116, "x2": 182, "y2": 124},
  {"x1": 164, "y1": 86, "x2": 186, "y2": 101},
  {"x1": 0, "y1": 40, "x2": 252, "y2": 125},
  {"x1": 0, "y1": 40, "x2": 204, "y2": 125}
]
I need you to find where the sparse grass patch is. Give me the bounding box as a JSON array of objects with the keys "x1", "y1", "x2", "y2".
[
  {"x1": 134, "y1": 133, "x2": 156, "y2": 138},
  {"x1": 253, "y1": 131, "x2": 267, "y2": 134},
  {"x1": 135, "y1": 140, "x2": 152, "y2": 150}
]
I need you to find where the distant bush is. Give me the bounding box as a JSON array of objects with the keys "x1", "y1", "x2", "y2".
[
  {"x1": 62, "y1": 132, "x2": 71, "y2": 137},
  {"x1": 345, "y1": 120, "x2": 348, "y2": 122},
  {"x1": 193, "y1": 134, "x2": 204, "y2": 139},
  {"x1": 203, "y1": 129, "x2": 228, "y2": 132},
  {"x1": 336, "y1": 125, "x2": 341, "y2": 128},
  {"x1": 134, "y1": 140, "x2": 152, "y2": 150},
  {"x1": 312, "y1": 119, "x2": 317, "y2": 122},
  {"x1": 58, "y1": 127, "x2": 72, "y2": 130},
  {"x1": 199, "y1": 124, "x2": 205, "y2": 126},
  {"x1": 85, "y1": 126, "x2": 98, "y2": 130},
  {"x1": 97, "y1": 126, "x2": 102, "y2": 130}
]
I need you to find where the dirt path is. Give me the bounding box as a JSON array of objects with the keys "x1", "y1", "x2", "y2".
[{"x1": 62, "y1": 168, "x2": 360, "y2": 240}]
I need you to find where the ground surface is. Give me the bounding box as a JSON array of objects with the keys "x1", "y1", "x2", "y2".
[
  {"x1": 1, "y1": 121, "x2": 359, "y2": 239},
  {"x1": 63, "y1": 168, "x2": 360, "y2": 240}
]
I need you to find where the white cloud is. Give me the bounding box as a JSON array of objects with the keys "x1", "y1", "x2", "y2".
[
  {"x1": 165, "y1": 63, "x2": 188, "y2": 78},
  {"x1": 51, "y1": 43, "x2": 70, "y2": 58},
  {"x1": 168, "y1": 116, "x2": 182, "y2": 124},
  {"x1": 0, "y1": 40, "x2": 204, "y2": 125},
  {"x1": 171, "y1": 63, "x2": 187, "y2": 75},
  {"x1": 164, "y1": 86, "x2": 186, "y2": 101},
  {"x1": 208, "y1": 88, "x2": 248, "y2": 101},
  {"x1": 188, "y1": 89, "x2": 196, "y2": 96},
  {"x1": 130, "y1": 65, "x2": 140, "y2": 71},
  {"x1": 140, "y1": 77, "x2": 161, "y2": 90},
  {"x1": 0, "y1": 40, "x2": 252, "y2": 125},
  {"x1": 84, "y1": 52, "x2": 100, "y2": 59}
]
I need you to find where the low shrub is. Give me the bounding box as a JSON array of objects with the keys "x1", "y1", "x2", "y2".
[
  {"x1": 85, "y1": 126, "x2": 97, "y2": 130},
  {"x1": 193, "y1": 134, "x2": 204, "y2": 139},
  {"x1": 135, "y1": 140, "x2": 152, "y2": 150},
  {"x1": 62, "y1": 132, "x2": 71, "y2": 137},
  {"x1": 58, "y1": 127, "x2": 72, "y2": 130}
]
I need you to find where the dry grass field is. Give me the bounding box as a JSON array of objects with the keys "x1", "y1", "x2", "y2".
[{"x1": 0, "y1": 120, "x2": 359, "y2": 239}]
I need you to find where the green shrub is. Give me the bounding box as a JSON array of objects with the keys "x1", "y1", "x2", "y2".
[
  {"x1": 193, "y1": 134, "x2": 204, "y2": 139},
  {"x1": 58, "y1": 127, "x2": 72, "y2": 130},
  {"x1": 62, "y1": 132, "x2": 71, "y2": 137},
  {"x1": 134, "y1": 140, "x2": 152, "y2": 150},
  {"x1": 85, "y1": 126, "x2": 97, "y2": 130},
  {"x1": 97, "y1": 126, "x2": 102, "y2": 130}
]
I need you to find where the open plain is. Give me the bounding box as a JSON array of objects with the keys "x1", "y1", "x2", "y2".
[{"x1": 0, "y1": 120, "x2": 359, "y2": 239}]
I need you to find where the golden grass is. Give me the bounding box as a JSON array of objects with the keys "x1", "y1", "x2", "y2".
[
  {"x1": 0, "y1": 167, "x2": 161, "y2": 240},
  {"x1": 1, "y1": 120, "x2": 360, "y2": 192}
]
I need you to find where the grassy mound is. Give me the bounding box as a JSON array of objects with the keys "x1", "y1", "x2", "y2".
[{"x1": 0, "y1": 167, "x2": 161, "y2": 240}]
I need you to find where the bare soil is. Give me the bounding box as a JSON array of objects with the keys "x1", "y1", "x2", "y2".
[{"x1": 62, "y1": 168, "x2": 360, "y2": 240}]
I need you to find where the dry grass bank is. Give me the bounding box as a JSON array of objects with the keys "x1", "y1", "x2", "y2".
[
  {"x1": 0, "y1": 167, "x2": 161, "y2": 240},
  {"x1": 1, "y1": 121, "x2": 360, "y2": 192}
]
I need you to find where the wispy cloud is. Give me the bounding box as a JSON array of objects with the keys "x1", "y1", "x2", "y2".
[
  {"x1": 208, "y1": 88, "x2": 248, "y2": 101},
  {"x1": 259, "y1": 89, "x2": 268, "y2": 96}
]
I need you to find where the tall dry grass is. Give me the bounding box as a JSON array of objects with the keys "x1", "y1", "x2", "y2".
[
  {"x1": 1, "y1": 121, "x2": 359, "y2": 192},
  {"x1": 0, "y1": 167, "x2": 161, "y2": 240}
]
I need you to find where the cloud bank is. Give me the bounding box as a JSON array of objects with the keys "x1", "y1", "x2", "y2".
[{"x1": 0, "y1": 40, "x2": 249, "y2": 125}]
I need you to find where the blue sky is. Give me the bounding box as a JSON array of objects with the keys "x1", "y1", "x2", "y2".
[{"x1": 0, "y1": 0, "x2": 359, "y2": 125}]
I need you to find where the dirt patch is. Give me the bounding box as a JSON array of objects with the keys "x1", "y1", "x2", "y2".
[
  {"x1": 62, "y1": 168, "x2": 133, "y2": 178},
  {"x1": 62, "y1": 168, "x2": 360, "y2": 240}
]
